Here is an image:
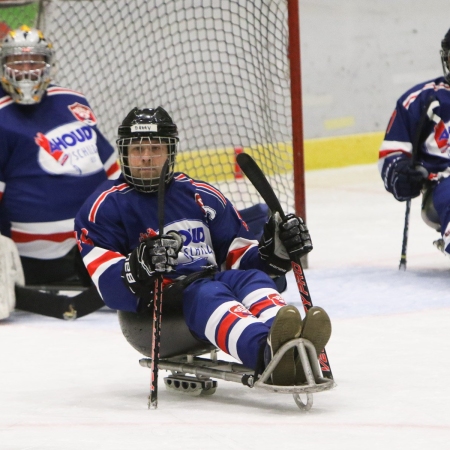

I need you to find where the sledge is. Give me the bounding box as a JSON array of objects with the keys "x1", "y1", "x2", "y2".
[{"x1": 118, "y1": 305, "x2": 335, "y2": 412}]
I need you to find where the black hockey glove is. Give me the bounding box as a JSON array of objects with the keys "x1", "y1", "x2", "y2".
[
  {"x1": 279, "y1": 214, "x2": 313, "y2": 258},
  {"x1": 122, "y1": 231, "x2": 183, "y2": 300},
  {"x1": 388, "y1": 157, "x2": 428, "y2": 201},
  {"x1": 259, "y1": 212, "x2": 312, "y2": 275}
]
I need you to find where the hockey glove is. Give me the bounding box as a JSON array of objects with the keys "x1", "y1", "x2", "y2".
[
  {"x1": 387, "y1": 157, "x2": 428, "y2": 201},
  {"x1": 122, "y1": 231, "x2": 183, "y2": 299},
  {"x1": 279, "y1": 214, "x2": 313, "y2": 258},
  {"x1": 259, "y1": 212, "x2": 312, "y2": 275}
]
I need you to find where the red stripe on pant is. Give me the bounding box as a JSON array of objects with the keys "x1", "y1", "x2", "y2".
[
  {"x1": 249, "y1": 298, "x2": 275, "y2": 317},
  {"x1": 216, "y1": 312, "x2": 239, "y2": 353}
]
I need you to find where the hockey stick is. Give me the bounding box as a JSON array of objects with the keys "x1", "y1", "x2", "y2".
[
  {"x1": 148, "y1": 159, "x2": 169, "y2": 410},
  {"x1": 399, "y1": 95, "x2": 437, "y2": 270},
  {"x1": 236, "y1": 153, "x2": 333, "y2": 380}
]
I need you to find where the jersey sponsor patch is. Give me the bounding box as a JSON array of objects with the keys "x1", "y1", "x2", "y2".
[
  {"x1": 159, "y1": 219, "x2": 217, "y2": 267},
  {"x1": 68, "y1": 102, "x2": 97, "y2": 125},
  {"x1": 35, "y1": 121, "x2": 104, "y2": 176}
]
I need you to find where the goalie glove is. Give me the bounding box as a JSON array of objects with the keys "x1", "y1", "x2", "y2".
[
  {"x1": 259, "y1": 212, "x2": 313, "y2": 275},
  {"x1": 122, "y1": 231, "x2": 183, "y2": 300}
]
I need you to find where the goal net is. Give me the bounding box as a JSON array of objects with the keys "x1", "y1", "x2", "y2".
[{"x1": 1, "y1": 0, "x2": 298, "y2": 215}]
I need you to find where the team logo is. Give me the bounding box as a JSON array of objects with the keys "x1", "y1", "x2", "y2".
[
  {"x1": 68, "y1": 102, "x2": 97, "y2": 126},
  {"x1": 35, "y1": 132, "x2": 69, "y2": 166},
  {"x1": 434, "y1": 120, "x2": 450, "y2": 153},
  {"x1": 267, "y1": 293, "x2": 287, "y2": 306},
  {"x1": 195, "y1": 193, "x2": 216, "y2": 220},
  {"x1": 229, "y1": 304, "x2": 252, "y2": 318},
  {"x1": 75, "y1": 228, "x2": 94, "y2": 252},
  {"x1": 35, "y1": 122, "x2": 103, "y2": 176}
]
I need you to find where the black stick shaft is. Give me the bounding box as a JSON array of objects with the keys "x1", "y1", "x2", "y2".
[
  {"x1": 399, "y1": 200, "x2": 411, "y2": 270},
  {"x1": 399, "y1": 95, "x2": 436, "y2": 270},
  {"x1": 148, "y1": 159, "x2": 169, "y2": 409},
  {"x1": 236, "y1": 153, "x2": 333, "y2": 379}
]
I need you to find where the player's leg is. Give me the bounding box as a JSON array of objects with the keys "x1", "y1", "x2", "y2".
[
  {"x1": 0, "y1": 234, "x2": 25, "y2": 320},
  {"x1": 432, "y1": 177, "x2": 450, "y2": 254},
  {"x1": 236, "y1": 269, "x2": 288, "y2": 325},
  {"x1": 220, "y1": 269, "x2": 331, "y2": 385},
  {"x1": 217, "y1": 269, "x2": 303, "y2": 385},
  {"x1": 182, "y1": 274, "x2": 268, "y2": 369},
  {"x1": 182, "y1": 269, "x2": 301, "y2": 384}
]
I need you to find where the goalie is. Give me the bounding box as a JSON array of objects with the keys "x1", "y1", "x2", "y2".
[
  {"x1": 75, "y1": 106, "x2": 332, "y2": 385},
  {"x1": 0, "y1": 26, "x2": 120, "y2": 320}
]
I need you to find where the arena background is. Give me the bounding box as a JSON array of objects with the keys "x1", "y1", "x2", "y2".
[{"x1": 0, "y1": 0, "x2": 448, "y2": 172}]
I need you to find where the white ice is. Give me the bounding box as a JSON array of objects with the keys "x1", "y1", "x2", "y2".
[{"x1": 1, "y1": 164, "x2": 449, "y2": 450}]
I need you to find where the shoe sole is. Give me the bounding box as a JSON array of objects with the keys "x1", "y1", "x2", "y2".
[
  {"x1": 301, "y1": 306, "x2": 331, "y2": 356},
  {"x1": 295, "y1": 307, "x2": 331, "y2": 384},
  {"x1": 268, "y1": 306, "x2": 302, "y2": 386}
]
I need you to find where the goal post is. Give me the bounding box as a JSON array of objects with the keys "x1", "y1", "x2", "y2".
[
  {"x1": 287, "y1": 0, "x2": 306, "y2": 222},
  {"x1": 1, "y1": 0, "x2": 305, "y2": 219}
]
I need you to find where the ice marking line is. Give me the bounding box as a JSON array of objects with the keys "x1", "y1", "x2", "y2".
[{"x1": 3, "y1": 421, "x2": 450, "y2": 431}]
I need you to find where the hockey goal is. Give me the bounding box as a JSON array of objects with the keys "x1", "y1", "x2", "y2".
[{"x1": 1, "y1": 0, "x2": 305, "y2": 217}]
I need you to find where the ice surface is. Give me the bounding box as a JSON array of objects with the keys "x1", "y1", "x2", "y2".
[{"x1": 1, "y1": 164, "x2": 449, "y2": 449}]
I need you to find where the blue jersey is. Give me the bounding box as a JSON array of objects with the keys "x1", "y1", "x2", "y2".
[
  {"x1": 74, "y1": 173, "x2": 270, "y2": 312},
  {"x1": 379, "y1": 76, "x2": 450, "y2": 191},
  {"x1": 0, "y1": 85, "x2": 120, "y2": 259}
]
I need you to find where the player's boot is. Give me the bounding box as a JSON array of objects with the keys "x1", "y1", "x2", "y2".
[
  {"x1": 295, "y1": 306, "x2": 331, "y2": 384},
  {"x1": 265, "y1": 305, "x2": 302, "y2": 386}
]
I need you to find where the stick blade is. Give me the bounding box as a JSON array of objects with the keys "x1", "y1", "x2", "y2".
[{"x1": 236, "y1": 153, "x2": 285, "y2": 217}]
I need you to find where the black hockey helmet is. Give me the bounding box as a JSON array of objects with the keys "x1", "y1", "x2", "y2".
[
  {"x1": 440, "y1": 28, "x2": 450, "y2": 83},
  {"x1": 116, "y1": 106, "x2": 179, "y2": 193}
]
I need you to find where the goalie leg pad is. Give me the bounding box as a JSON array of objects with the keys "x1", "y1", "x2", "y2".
[{"x1": 0, "y1": 235, "x2": 25, "y2": 320}]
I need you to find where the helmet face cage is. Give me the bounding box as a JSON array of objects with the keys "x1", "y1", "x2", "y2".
[
  {"x1": 0, "y1": 26, "x2": 54, "y2": 104},
  {"x1": 117, "y1": 136, "x2": 178, "y2": 193}
]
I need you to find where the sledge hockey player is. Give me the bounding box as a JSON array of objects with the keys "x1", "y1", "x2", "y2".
[
  {"x1": 379, "y1": 27, "x2": 450, "y2": 254},
  {"x1": 0, "y1": 26, "x2": 120, "y2": 320},
  {"x1": 75, "y1": 106, "x2": 332, "y2": 385}
]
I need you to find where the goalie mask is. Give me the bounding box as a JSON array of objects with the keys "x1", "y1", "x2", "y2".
[
  {"x1": 441, "y1": 28, "x2": 450, "y2": 83},
  {"x1": 117, "y1": 107, "x2": 179, "y2": 193},
  {"x1": 0, "y1": 25, "x2": 54, "y2": 105}
]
